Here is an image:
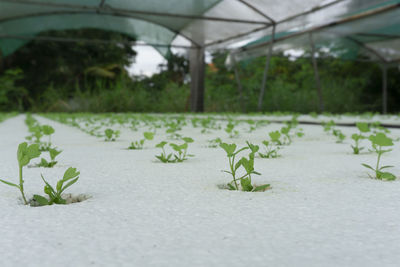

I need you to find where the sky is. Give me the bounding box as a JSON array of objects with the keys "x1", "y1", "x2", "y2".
[{"x1": 127, "y1": 46, "x2": 166, "y2": 77}]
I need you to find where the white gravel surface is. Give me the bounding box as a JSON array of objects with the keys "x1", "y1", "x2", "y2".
[{"x1": 1, "y1": 114, "x2": 400, "y2": 267}]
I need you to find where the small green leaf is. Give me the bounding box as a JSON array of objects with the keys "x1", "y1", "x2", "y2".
[
  {"x1": 170, "y1": 143, "x2": 181, "y2": 152},
  {"x1": 60, "y1": 177, "x2": 79, "y2": 193},
  {"x1": 0, "y1": 179, "x2": 20, "y2": 189},
  {"x1": 246, "y1": 141, "x2": 259, "y2": 154},
  {"x1": 63, "y1": 167, "x2": 80, "y2": 181},
  {"x1": 143, "y1": 132, "x2": 154, "y2": 140},
  {"x1": 361, "y1": 163, "x2": 375, "y2": 171},
  {"x1": 33, "y1": 195, "x2": 49, "y2": 206},
  {"x1": 269, "y1": 131, "x2": 281, "y2": 142},
  {"x1": 156, "y1": 141, "x2": 167, "y2": 148},
  {"x1": 41, "y1": 125, "x2": 55, "y2": 135},
  {"x1": 369, "y1": 133, "x2": 393, "y2": 147},
  {"x1": 240, "y1": 177, "x2": 253, "y2": 192},
  {"x1": 182, "y1": 137, "x2": 194, "y2": 143},
  {"x1": 219, "y1": 143, "x2": 236, "y2": 157},
  {"x1": 227, "y1": 183, "x2": 237, "y2": 190},
  {"x1": 253, "y1": 184, "x2": 271, "y2": 192},
  {"x1": 356, "y1": 122, "x2": 370, "y2": 133},
  {"x1": 379, "y1": 172, "x2": 396, "y2": 181}
]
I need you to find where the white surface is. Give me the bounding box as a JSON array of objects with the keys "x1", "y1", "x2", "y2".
[{"x1": 0, "y1": 114, "x2": 400, "y2": 267}]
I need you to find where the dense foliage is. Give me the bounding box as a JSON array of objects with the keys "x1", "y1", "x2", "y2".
[{"x1": 1, "y1": 29, "x2": 399, "y2": 113}]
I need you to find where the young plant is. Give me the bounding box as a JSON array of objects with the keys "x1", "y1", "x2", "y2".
[
  {"x1": 280, "y1": 126, "x2": 292, "y2": 145},
  {"x1": 220, "y1": 142, "x2": 270, "y2": 192},
  {"x1": 332, "y1": 129, "x2": 346, "y2": 143},
  {"x1": 40, "y1": 125, "x2": 55, "y2": 151},
  {"x1": 33, "y1": 167, "x2": 80, "y2": 206},
  {"x1": 362, "y1": 133, "x2": 396, "y2": 181},
  {"x1": 170, "y1": 137, "x2": 194, "y2": 162},
  {"x1": 351, "y1": 122, "x2": 370, "y2": 154},
  {"x1": 104, "y1": 128, "x2": 120, "y2": 141},
  {"x1": 225, "y1": 121, "x2": 239, "y2": 138},
  {"x1": 208, "y1": 137, "x2": 222, "y2": 148},
  {"x1": 128, "y1": 132, "x2": 155, "y2": 150},
  {"x1": 37, "y1": 148, "x2": 62, "y2": 168},
  {"x1": 269, "y1": 131, "x2": 283, "y2": 146},
  {"x1": 0, "y1": 142, "x2": 41, "y2": 205},
  {"x1": 246, "y1": 120, "x2": 256, "y2": 133},
  {"x1": 323, "y1": 120, "x2": 336, "y2": 132},
  {"x1": 259, "y1": 140, "x2": 281, "y2": 158},
  {"x1": 155, "y1": 141, "x2": 174, "y2": 163},
  {"x1": 26, "y1": 126, "x2": 43, "y2": 144},
  {"x1": 165, "y1": 122, "x2": 182, "y2": 139}
]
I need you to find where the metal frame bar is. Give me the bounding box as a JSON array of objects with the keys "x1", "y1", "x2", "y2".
[
  {"x1": 236, "y1": 0, "x2": 275, "y2": 24},
  {"x1": 231, "y1": 57, "x2": 245, "y2": 112},
  {"x1": 258, "y1": 25, "x2": 276, "y2": 111},
  {"x1": 189, "y1": 46, "x2": 205, "y2": 112},
  {"x1": 0, "y1": 0, "x2": 270, "y2": 25},
  {"x1": 309, "y1": 33, "x2": 324, "y2": 112}
]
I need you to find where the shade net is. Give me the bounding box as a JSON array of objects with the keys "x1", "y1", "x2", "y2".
[{"x1": 0, "y1": 0, "x2": 399, "y2": 64}]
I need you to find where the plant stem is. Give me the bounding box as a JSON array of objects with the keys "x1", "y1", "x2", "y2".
[
  {"x1": 376, "y1": 146, "x2": 382, "y2": 175},
  {"x1": 229, "y1": 156, "x2": 239, "y2": 190},
  {"x1": 19, "y1": 165, "x2": 27, "y2": 205}
]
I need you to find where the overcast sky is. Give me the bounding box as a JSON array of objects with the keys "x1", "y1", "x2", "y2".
[{"x1": 127, "y1": 46, "x2": 166, "y2": 77}]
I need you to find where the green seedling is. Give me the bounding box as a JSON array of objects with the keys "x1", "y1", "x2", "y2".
[
  {"x1": 269, "y1": 131, "x2": 283, "y2": 146},
  {"x1": 36, "y1": 148, "x2": 62, "y2": 168},
  {"x1": 323, "y1": 120, "x2": 336, "y2": 132},
  {"x1": 208, "y1": 137, "x2": 222, "y2": 148},
  {"x1": 225, "y1": 121, "x2": 239, "y2": 138},
  {"x1": 362, "y1": 133, "x2": 396, "y2": 181},
  {"x1": 26, "y1": 126, "x2": 43, "y2": 144},
  {"x1": 296, "y1": 129, "x2": 304, "y2": 138},
  {"x1": 259, "y1": 140, "x2": 281, "y2": 158},
  {"x1": 220, "y1": 142, "x2": 270, "y2": 192},
  {"x1": 165, "y1": 122, "x2": 182, "y2": 139},
  {"x1": 170, "y1": 137, "x2": 194, "y2": 162},
  {"x1": 104, "y1": 128, "x2": 120, "y2": 141},
  {"x1": 33, "y1": 167, "x2": 80, "y2": 206},
  {"x1": 155, "y1": 141, "x2": 174, "y2": 163},
  {"x1": 280, "y1": 126, "x2": 292, "y2": 145},
  {"x1": 332, "y1": 129, "x2": 346, "y2": 143},
  {"x1": 246, "y1": 120, "x2": 256, "y2": 133},
  {"x1": 128, "y1": 132, "x2": 155, "y2": 150},
  {"x1": 40, "y1": 125, "x2": 55, "y2": 151},
  {"x1": 351, "y1": 122, "x2": 370, "y2": 154},
  {"x1": 370, "y1": 122, "x2": 390, "y2": 134},
  {"x1": 0, "y1": 142, "x2": 41, "y2": 205}
]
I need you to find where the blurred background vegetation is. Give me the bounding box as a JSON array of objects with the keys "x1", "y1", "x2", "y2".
[{"x1": 1, "y1": 29, "x2": 399, "y2": 114}]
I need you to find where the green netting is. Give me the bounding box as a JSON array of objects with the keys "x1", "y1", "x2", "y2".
[
  {"x1": 234, "y1": 0, "x2": 400, "y2": 63},
  {"x1": 0, "y1": 14, "x2": 178, "y2": 57},
  {"x1": 0, "y1": 0, "x2": 222, "y2": 57},
  {"x1": 1, "y1": 0, "x2": 400, "y2": 64}
]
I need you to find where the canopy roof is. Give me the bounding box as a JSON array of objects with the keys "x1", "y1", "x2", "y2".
[
  {"x1": 230, "y1": 0, "x2": 400, "y2": 65},
  {"x1": 0, "y1": 0, "x2": 399, "y2": 64}
]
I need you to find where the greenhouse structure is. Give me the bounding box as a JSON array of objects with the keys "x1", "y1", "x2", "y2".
[{"x1": 0, "y1": 0, "x2": 399, "y2": 112}]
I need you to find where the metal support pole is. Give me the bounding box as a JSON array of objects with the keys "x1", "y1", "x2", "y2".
[
  {"x1": 309, "y1": 33, "x2": 324, "y2": 112},
  {"x1": 382, "y1": 64, "x2": 388, "y2": 114},
  {"x1": 189, "y1": 46, "x2": 205, "y2": 112},
  {"x1": 258, "y1": 25, "x2": 276, "y2": 111},
  {"x1": 232, "y1": 57, "x2": 245, "y2": 112}
]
